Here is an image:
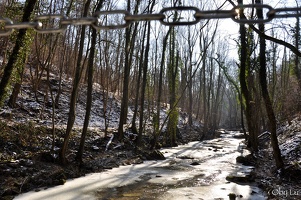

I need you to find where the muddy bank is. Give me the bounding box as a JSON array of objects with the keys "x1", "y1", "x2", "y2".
[
  {"x1": 0, "y1": 120, "x2": 208, "y2": 200},
  {"x1": 240, "y1": 118, "x2": 301, "y2": 200}
]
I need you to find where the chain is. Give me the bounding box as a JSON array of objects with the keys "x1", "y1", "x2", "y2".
[{"x1": 0, "y1": 4, "x2": 301, "y2": 36}]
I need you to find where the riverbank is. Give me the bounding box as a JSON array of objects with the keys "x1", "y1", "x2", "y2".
[
  {"x1": 0, "y1": 120, "x2": 205, "y2": 200},
  {"x1": 252, "y1": 118, "x2": 301, "y2": 200}
]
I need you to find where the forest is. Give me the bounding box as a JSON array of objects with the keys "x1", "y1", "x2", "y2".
[{"x1": 0, "y1": 0, "x2": 301, "y2": 199}]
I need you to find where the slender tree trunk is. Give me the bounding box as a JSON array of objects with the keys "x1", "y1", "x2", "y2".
[
  {"x1": 132, "y1": 24, "x2": 146, "y2": 136},
  {"x1": 75, "y1": 1, "x2": 103, "y2": 163},
  {"x1": 137, "y1": 0, "x2": 155, "y2": 146},
  {"x1": 188, "y1": 66, "x2": 193, "y2": 126},
  {"x1": 137, "y1": 22, "x2": 151, "y2": 145},
  {"x1": 60, "y1": 0, "x2": 91, "y2": 165},
  {"x1": 187, "y1": 30, "x2": 194, "y2": 126},
  {"x1": 118, "y1": 0, "x2": 132, "y2": 140},
  {"x1": 295, "y1": 13, "x2": 301, "y2": 90},
  {"x1": 55, "y1": 0, "x2": 76, "y2": 108},
  {"x1": 207, "y1": 57, "x2": 213, "y2": 131},
  {"x1": 76, "y1": 27, "x2": 96, "y2": 163},
  {"x1": 202, "y1": 47, "x2": 207, "y2": 134},
  {"x1": 54, "y1": 42, "x2": 66, "y2": 108},
  {"x1": 0, "y1": 0, "x2": 37, "y2": 107},
  {"x1": 212, "y1": 60, "x2": 222, "y2": 131},
  {"x1": 118, "y1": 1, "x2": 141, "y2": 139},
  {"x1": 171, "y1": 50, "x2": 179, "y2": 146},
  {"x1": 256, "y1": 0, "x2": 284, "y2": 169},
  {"x1": 152, "y1": 28, "x2": 171, "y2": 149}
]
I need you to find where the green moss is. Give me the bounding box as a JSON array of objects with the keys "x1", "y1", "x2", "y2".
[{"x1": 167, "y1": 108, "x2": 179, "y2": 145}]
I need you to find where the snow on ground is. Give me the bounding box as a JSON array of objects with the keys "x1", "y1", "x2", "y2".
[
  {"x1": 277, "y1": 118, "x2": 301, "y2": 164},
  {"x1": 0, "y1": 73, "x2": 188, "y2": 133}
]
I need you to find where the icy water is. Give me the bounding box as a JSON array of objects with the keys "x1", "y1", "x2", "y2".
[{"x1": 14, "y1": 131, "x2": 267, "y2": 200}]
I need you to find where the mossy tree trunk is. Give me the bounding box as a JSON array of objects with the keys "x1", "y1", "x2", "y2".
[
  {"x1": 167, "y1": 26, "x2": 180, "y2": 146},
  {"x1": 238, "y1": 0, "x2": 259, "y2": 152},
  {"x1": 0, "y1": 0, "x2": 37, "y2": 107}
]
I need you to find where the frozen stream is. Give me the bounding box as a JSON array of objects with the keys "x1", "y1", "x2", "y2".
[{"x1": 15, "y1": 131, "x2": 267, "y2": 200}]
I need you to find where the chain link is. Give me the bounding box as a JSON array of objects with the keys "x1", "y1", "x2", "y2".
[
  {"x1": 232, "y1": 4, "x2": 275, "y2": 23},
  {"x1": 268, "y1": 7, "x2": 301, "y2": 19},
  {"x1": 160, "y1": 6, "x2": 201, "y2": 26},
  {"x1": 0, "y1": 4, "x2": 301, "y2": 36},
  {"x1": 92, "y1": 10, "x2": 130, "y2": 30},
  {"x1": 34, "y1": 15, "x2": 65, "y2": 33},
  {"x1": 0, "y1": 18, "x2": 13, "y2": 36}
]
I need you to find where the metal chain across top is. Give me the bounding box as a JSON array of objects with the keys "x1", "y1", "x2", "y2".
[{"x1": 0, "y1": 4, "x2": 301, "y2": 36}]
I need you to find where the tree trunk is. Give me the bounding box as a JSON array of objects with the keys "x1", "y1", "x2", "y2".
[
  {"x1": 295, "y1": 13, "x2": 301, "y2": 90},
  {"x1": 118, "y1": 0, "x2": 132, "y2": 140},
  {"x1": 202, "y1": 43, "x2": 207, "y2": 134},
  {"x1": 76, "y1": 27, "x2": 96, "y2": 163},
  {"x1": 137, "y1": 0, "x2": 155, "y2": 146},
  {"x1": 59, "y1": 0, "x2": 91, "y2": 165},
  {"x1": 132, "y1": 24, "x2": 146, "y2": 136},
  {"x1": 238, "y1": 0, "x2": 259, "y2": 152},
  {"x1": 256, "y1": 0, "x2": 284, "y2": 169},
  {"x1": 137, "y1": 23, "x2": 151, "y2": 145},
  {"x1": 152, "y1": 28, "x2": 171, "y2": 149},
  {"x1": 0, "y1": 0, "x2": 37, "y2": 107},
  {"x1": 76, "y1": 0, "x2": 104, "y2": 163},
  {"x1": 167, "y1": 29, "x2": 179, "y2": 147},
  {"x1": 8, "y1": 63, "x2": 25, "y2": 107}
]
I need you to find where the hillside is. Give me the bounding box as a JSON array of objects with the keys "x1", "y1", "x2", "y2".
[
  {"x1": 253, "y1": 118, "x2": 301, "y2": 199},
  {"x1": 0, "y1": 70, "x2": 206, "y2": 199}
]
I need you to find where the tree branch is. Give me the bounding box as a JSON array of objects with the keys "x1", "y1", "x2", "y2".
[
  {"x1": 226, "y1": 0, "x2": 301, "y2": 57},
  {"x1": 250, "y1": 24, "x2": 301, "y2": 57}
]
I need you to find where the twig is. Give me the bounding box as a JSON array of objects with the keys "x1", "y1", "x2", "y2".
[
  {"x1": 19, "y1": 176, "x2": 28, "y2": 193},
  {"x1": 105, "y1": 134, "x2": 114, "y2": 151}
]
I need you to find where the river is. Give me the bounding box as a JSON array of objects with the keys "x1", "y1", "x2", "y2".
[{"x1": 14, "y1": 131, "x2": 267, "y2": 200}]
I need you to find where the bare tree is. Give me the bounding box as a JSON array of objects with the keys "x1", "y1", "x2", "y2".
[
  {"x1": 256, "y1": 0, "x2": 284, "y2": 169},
  {"x1": 152, "y1": 27, "x2": 171, "y2": 149},
  {"x1": 118, "y1": 0, "x2": 137, "y2": 140},
  {"x1": 0, "y1": 0, "x2": 38, "y2": 107},
  {"x1": 76, "y1": 0, "x2": 105, "y2": 163},
  {"x1": 60, "y1": 0, "x2": 91, "y2": 165}
]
